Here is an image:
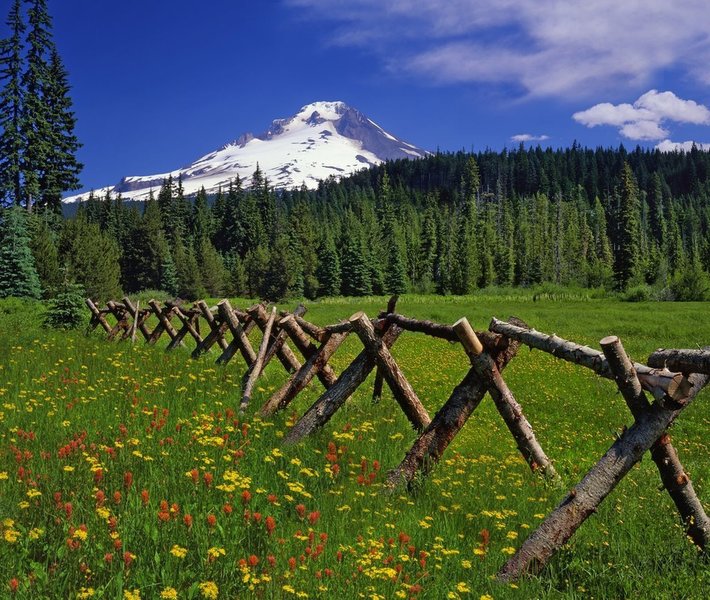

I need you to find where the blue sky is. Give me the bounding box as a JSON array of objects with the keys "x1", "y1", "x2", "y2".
[{"x1": 33, "y1": 0, "x2": 710, "y2": 192}]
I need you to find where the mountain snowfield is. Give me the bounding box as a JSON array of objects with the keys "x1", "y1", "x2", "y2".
[{"x1": 63, "y1": 101, "x2": 427, "y2": 203}]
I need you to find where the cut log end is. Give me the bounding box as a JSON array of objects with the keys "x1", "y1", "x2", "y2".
[
  {"x1": 599, "y1": 335, "x2": 619, "y2": 346},
  {"x1": 453, "y1": 317, "x2": 483, "y2": 357}
]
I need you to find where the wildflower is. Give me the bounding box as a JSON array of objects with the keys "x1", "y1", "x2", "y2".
[
  {"x1": 457, "y1": 582, "x2": 471, "y2": 593},
  {"x1": 77, "y1": 588, "x2": 95, "y2": 599},
  {"x1": 295, "y1": 504, "x2": 306, "y2": 518},
  {"x1": 308, "y1": 511, "x2": 320, "y2": 525},
  {"x1": 241, "y1": 490, "x2": 251, "y2": 504},
  {"x1": 123, "y1": 551, "x2": 136, "y2": 568},
  {"x1": 123, "y1": 471, "x2": 133, "y2": 489},
  {"x1": 207, "y1": 547, "x2": 226, "y2": 562},
  {"x1": 113, "y1": 491, "x2": 122, "y2": 504},
  {"x1": 206, "y1": 514, "x2": 217, "y2": 528},
  {"x1": 222, "y1": 503, "x2": 233, "y2": 516},
  {"x1": 170, "y1": 545, "x2": 188, "y2": 559},
  {"x1": 183, "y1": 514, "x2": 193, "y2": 528},
  {"x1": 160, "y1": 589, "x2": 178, "y2": 600},
  {"x1": 124, "y1": 590, "x2": 141, "y2": 600},
  {"x1": 141, "y1": 489, "x2": 150, "y2": 505},
  {"x1": 4, "y1": 529, "x2": 19, "y2": 543},
  {"x1": 198, "y1": 581, "x2": 219, "y2": 600},
  {"x1": 265, "y1": 516, "x2": 276, "y2": 535},
  {"x1": 9, "y1": 578, "x2": 19, "y2": 594}
]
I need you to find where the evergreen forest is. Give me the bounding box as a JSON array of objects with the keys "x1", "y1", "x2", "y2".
[{"x1": 1, "y1": 3, "x2": 710, "y2": 303}]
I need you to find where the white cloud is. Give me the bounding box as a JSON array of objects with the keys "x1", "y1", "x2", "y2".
[
  {"x1": 573, "y1": 90, "x2": 710, "y2": 141},
  {"x1": 286, "y1": 0, "x2": 710, "y2": 98},
  {"x1": 511, "y1": 133, "x2": 549, "y2": 142},
  {"x1": 656, "y1": 139, "x2": 710, "y2": 152}
]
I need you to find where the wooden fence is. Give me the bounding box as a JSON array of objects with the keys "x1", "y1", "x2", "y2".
[{"x1": 85, "y1": 296, "x2": 709, "y2": 582}]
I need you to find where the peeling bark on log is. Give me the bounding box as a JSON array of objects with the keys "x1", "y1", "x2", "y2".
[
  {"x1": 386, "y1": 318, "x2": 525, "y2": 489},
  {"x1": 454, "y1": 318, "x2": 557, "y2": 479},
  {"x1": 240, "y1": 307, "x2": 276, "y2": 413},
  {"x1": 648, "y1": 348, "x2": 710, "y2": 375},
  {"x1": 248, "y1": 304, "x2": 301, "y2": 373},
  {"x1": 216, "y1": 300, "x2": 257, "y2": 366},
  {"x1": 85, "y1": 298, "x2": 112, "y2": 335},
  {"x1": 497, "y1": 370, "x2": 710, "y2": 582},
  {"x1": 601, "y1": 336, "x2": 710, "y2": 550},
  {"x1": 260, "y1": 328, "x2": 348, "y2": 417},
  {"x1": 283, "y1": 324, "x2": 403, "y2": 445},
  {"x1": 260, "y1": 304, "x2": 307, "y2": 375},
  {"x1": 350, "y1": 312, "x2": 430, "y2": 431},
  {"x1": 489, "y1": 318, "x2": 692, "y2": 405}
]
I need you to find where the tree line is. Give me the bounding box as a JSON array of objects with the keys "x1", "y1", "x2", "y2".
[{"x1": 3, "y1": 144, "x2": 710, "y2": 302}]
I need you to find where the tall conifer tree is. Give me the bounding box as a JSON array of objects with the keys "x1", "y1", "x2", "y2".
[{"x1": 0, "y1": 0, "x2": 25, "y2": 206}]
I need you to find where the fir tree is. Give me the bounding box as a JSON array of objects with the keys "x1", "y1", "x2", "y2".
[
  {"x1": 28, "y1": 209, "x2": 60, "y2": 296},
  {"x1": 0, "y1": 0, "x2": 25, "y2": 206},
  {"x1": 44, "y1": 280, "x2": 84, "y2": 329},
  {"x1": 39, "y1": 47, "x2": 82, "y2": 210},
  {"x1": 20, "y1": 0, "x2": 55, "y2": 211},
  {"x1": 0, "y1": 206, "x2": 41, "y2": 297},
  {"x1": 315, "y1": 233, "x2": 341, "y2": 297},
  {"x1": 340, "y1": 230, "x2": 371, "y2": 297},
  {"x1": 613, "y1": 163, "x2": 641, "y2": 291}
]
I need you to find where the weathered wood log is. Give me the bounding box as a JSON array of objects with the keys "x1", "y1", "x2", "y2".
[
  {"x1": 648, "y1": 348, "x2": 710, "y2": 375},
  {"x1": 373, "y1": 295, "x2": 399, "y2": 402},
  {"x1": 283, "y1": 324, "x2": 403, "y2": 445},
  {"x1": 85, "y1": 298, "x2": 112, "y2": 335},
  {"x1": 497, "y1": 369, "x2": 710, "y2": 582},
  {"x1": 260, "y1": 327, "x2": 348, "y2": 417},
  {"x1": 454, "y1": 318, "x2": 557, "y2": 479},
  {"x1": 240, "y1": 307, "x2": 276, "y2": 413},
  {"x1": 122, "y1": 297, "x2": 151, "y2": 342},
  {"x1": 191, "y1": 300, "x2": 229, "y2": 358},
  {"x1": 106, "y1": 301, "x2": 130, "y2": 341},
  {"x1": 248, "y1": 304, "x2": 301, "y2": 373},
  {"x1": 295, "y1": 315, "x2": 326, "y2": 342},
  {"x1": 130, "y1": 300, "x2": 139, "y2": 343},
  {"x1": 489, "y1": 318, "x2": 692, "y2": 405},
  {"x1": 601, "y1": 336, "x2": 710, "y2": 550},
  {"x1": 166, "y1": 305, "x2": 203, "y2": 351},
  {"x1": 278, "y1": 314, "x2": 338, "y2": 388},
  {"x1": 216, "y1": 300, "x2": 257, "y2": 366},
  {"x1": 147, "y1": 300, "x2": 180, "y2": 345},
  {"x1": 377, "y1": 313, "x2": 459, "y2": 342},
  {"x1": 386, "y1": 318, "x2": 525, "y2": 489},
  {"x1": 350, "y1": 312, "x2": 430, "y2": 431},
  {"x1": 259, "y1": 304, "x2": 307, "y2": 375}
]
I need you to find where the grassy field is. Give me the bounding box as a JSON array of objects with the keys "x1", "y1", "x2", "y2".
[{"x1": 0, "y1": 294, "x2": 709, "y2": 599}]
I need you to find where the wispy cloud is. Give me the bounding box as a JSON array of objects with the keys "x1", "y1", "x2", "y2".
[
  {"x1": 285, "y1": 0, "x2": 710, "y2": 98},
  {"x1": 511, "y1": 133, "x2": 549, "y2": 142},
  {"x1": 573, "y1": 90, "x2": 710, "y2": 141}
]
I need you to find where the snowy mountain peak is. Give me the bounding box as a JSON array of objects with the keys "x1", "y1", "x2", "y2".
[{"x1": 64, "y1": 101, "x2": 428, "y2": 203}]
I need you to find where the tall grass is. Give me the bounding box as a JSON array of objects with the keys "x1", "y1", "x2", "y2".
[{"x1": 0, "y1": 295, "x2": 708, "y2": 599}]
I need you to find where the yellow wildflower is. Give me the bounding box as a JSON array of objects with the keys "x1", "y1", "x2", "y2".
[
  {"x1": 160, "y1": 588, "x2": 178, "y2": 600},
  {"x1": 170, "y1": 545, "x2": 188, "y2": 559},
  {"x1": 198, "y1": 581, "x2": 219, "y2": 599}
]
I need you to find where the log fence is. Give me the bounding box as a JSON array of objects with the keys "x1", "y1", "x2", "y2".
[{"x1": 84, "y1": 296, "x2": 709, "y2": 582}]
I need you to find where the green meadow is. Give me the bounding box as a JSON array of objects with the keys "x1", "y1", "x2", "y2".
[{"x1": 0, "y1": 294, "x2": 708, "y2": 599}]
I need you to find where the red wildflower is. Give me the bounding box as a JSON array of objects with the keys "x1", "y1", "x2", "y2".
[
  {"x1": 113, "y1": 491, "x2": 121, "y2": 505},
  {"x1": 248, "y1": 555, "x2": 259, "y2": 567},
  {"x1": 206, "y1": 514, "x2": 217, "y2": 528},
  {"x1": 308, "y1": 511, "x2": 320, "y2": 525},
  {"x1": 9, "y1": 578, "x2": 19, "y2": 594},
  {"x1": 295, "y1": 504, "x2": 306, "y2": 519},
  {"x1": 222, "y1": 503, "x2": 233, "y2": 516},
  {"x1": 241, "y1": 490, "x2": 251, "y2": 505},
  {"x1": 183, "y1": 514, "x2": 193, "y2": 528},
  {"x1": 123, "y1": 471, "x2": 133, "y2": 489},
  {"x1": 140, "y1": 489, "x2": 149, "y2": 505},
  {"x1": 203, "y1": 472, "x2": 213, "y2": 487},
  {"x1": 265, "y1": 516, "x2": 276, "y2": 535}
]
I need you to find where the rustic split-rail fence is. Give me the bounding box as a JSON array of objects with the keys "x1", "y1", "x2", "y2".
[{"x1": 85, "y1": 296, "x2": 710, "y2": 582}]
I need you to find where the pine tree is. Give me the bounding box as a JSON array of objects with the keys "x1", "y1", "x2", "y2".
[
  {"x1": 44, "y1": 279, "x2": 85, "y2": 329},
  {"x1": 0, "y1": 0, "x2": 25, "y2": 206},
  {"x1": 58, "y1": 216, "x2": 121, "y2": 300},
  {"x1": 613, "y1": 162, "x2": 641, "y2": 290},
  {"x1": 316, "y1": 233, "x2": 341, "y2": 297},
  {"x1": 28, "y1": 209, "x2": 61, "y2": 296},
  {"x1": 196, "y1": 236, "x2": 226, "y2": 297},
  {"x1": 0, "y1": 206, "x2": 41, "y2": 297},
  {"x1": 39, "y1": 47, "x2": 82, "y2": 210},
  {"x1": 20, "y1": 0, "x2": 55, "y2": 211},
  {"x1": 172, "y1": 239, "x2": 205, "y2": 300}
]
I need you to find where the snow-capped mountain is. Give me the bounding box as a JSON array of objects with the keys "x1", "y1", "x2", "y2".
[{"x1": 64, "y1": 101, "x2": 427, "y2": 203}]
